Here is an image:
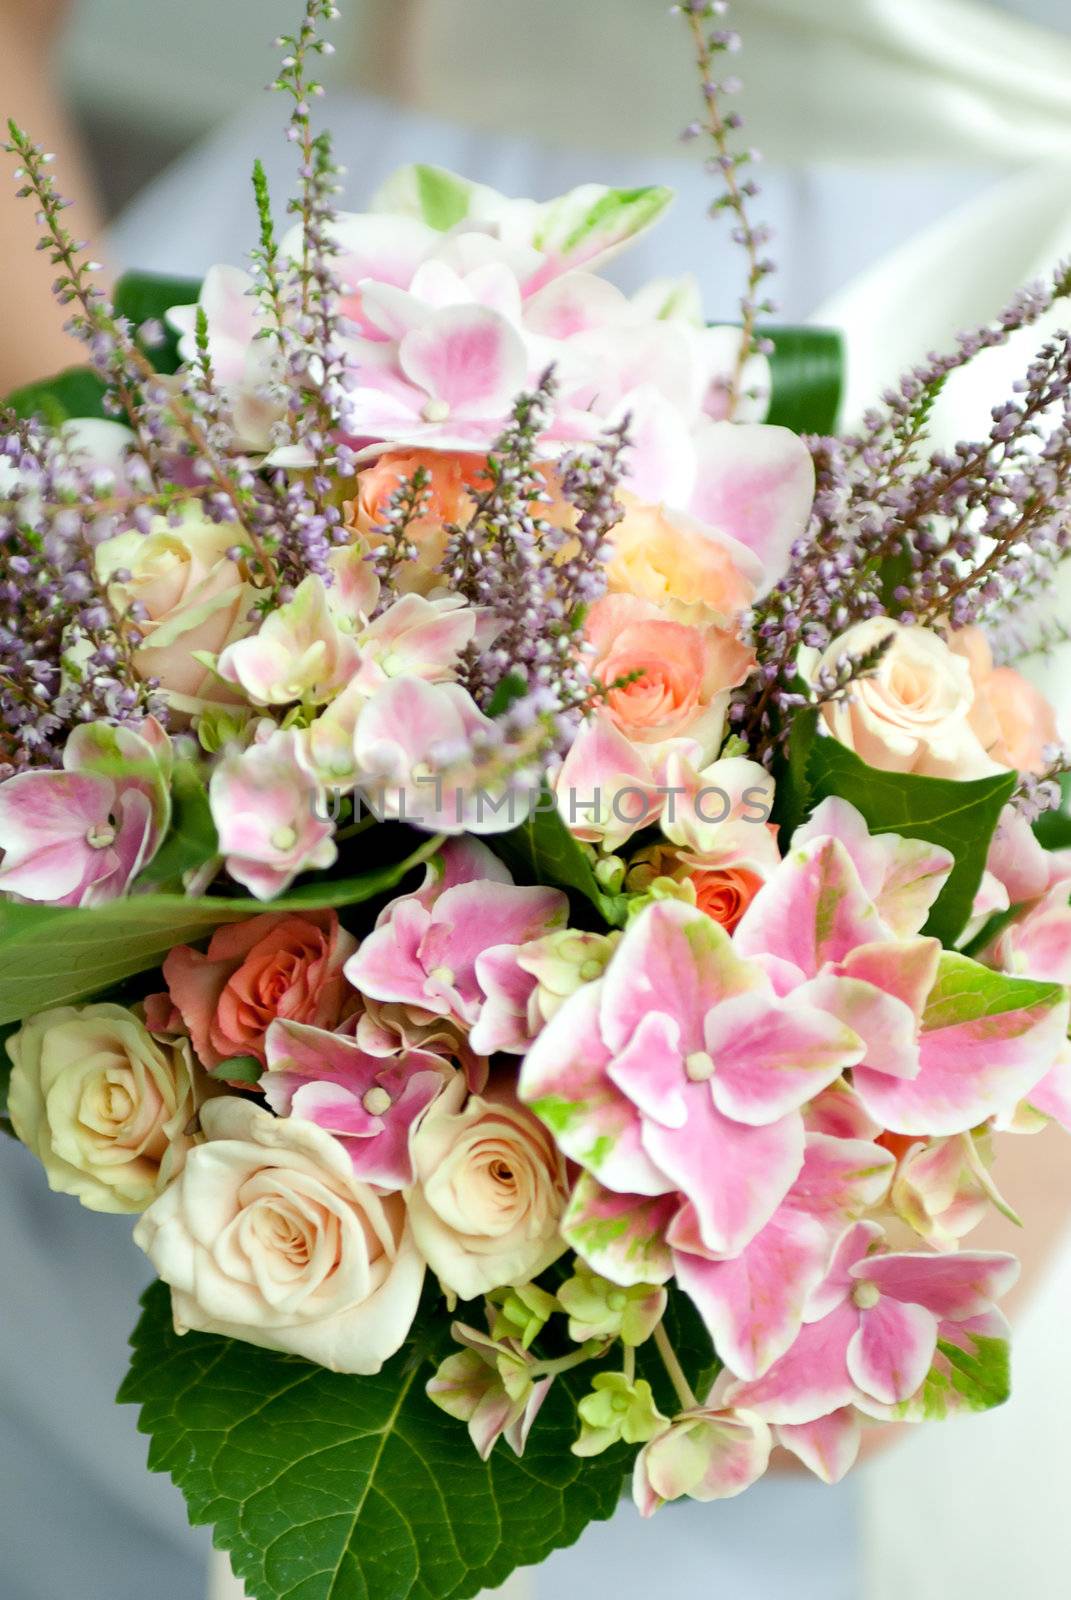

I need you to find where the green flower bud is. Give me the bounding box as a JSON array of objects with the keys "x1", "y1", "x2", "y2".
[
  {"x1": 572, "y1": 1373, "x2": 668, "y2": 1457},
  {"x1": 558, "y1": 1263, "x2": 667, "y2": 1347},
  {"x1": 487, "y1": 1282, "x2": 558, "y2": 1350}
]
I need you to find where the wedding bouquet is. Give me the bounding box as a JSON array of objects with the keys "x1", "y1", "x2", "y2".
[{"x1": 3, "y1": 3, "x2": 1071, "y2": 1596}]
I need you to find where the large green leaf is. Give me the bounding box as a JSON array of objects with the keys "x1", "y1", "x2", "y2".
[
  {"x1": 763, "y1": 325, "x2": 845, "y2": 436},
  {"x1": 806, "y1": 735, "x2": 1017, "y2": 946},
  {"x1": 492, "y1": 800, "x2": 628, "y2": 928},
  {"x1": 0, "y1": 834, "x2": 443, "y2": 1026},
  {"x1": 121, "y1": 1281, "x2": 632, "y2": 1600}
]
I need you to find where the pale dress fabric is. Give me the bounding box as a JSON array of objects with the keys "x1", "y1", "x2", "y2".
[{"x1": 3, "y1": 3, "x2": 1071, "y2": 1598}]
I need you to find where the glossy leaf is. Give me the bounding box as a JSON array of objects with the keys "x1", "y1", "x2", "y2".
[
  {"x1": 763, "y1": 325, "x2": 845, "y2": 436},
  {"x1": 121, "y1": 1281, "x2": 631, "y2": 1600},
  {"x1": 491, "y1": 798, "x2": 628, "y2": 928},
  {"x1": 0, "y1": 834, "x2": 443, "y2": 1026}
]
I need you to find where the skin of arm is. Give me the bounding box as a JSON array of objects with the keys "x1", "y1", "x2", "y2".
[{"x1": 0, "y1": 0, "x2": 105, "y2": 392}]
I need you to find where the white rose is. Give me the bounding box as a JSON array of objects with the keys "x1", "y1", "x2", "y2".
[
  {"x1": 407, "y1": 1075, "x2": 568, "y2": 1301},
  {"x1": 134, "y1": 1098, "x2": 424, "y2": 1373},
  {"x1": 813, "y1": 618, "x2": 1004, "y2": 780},
  {"x1": 7, "y1": 1003, "x2": 198, "y2": 1213},
  {"x1": 95, "y1": 504, "x2": 256, "y2": 718}
]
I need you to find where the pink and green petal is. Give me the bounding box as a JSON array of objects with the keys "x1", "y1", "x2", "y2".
[
  {"x1": 561, "y1": 1173, "x2": 676, "y2": 1287},
  {"x1": 853, "y1": 952, "x2": 1069, "y2": 1135},
  {"x1": 734, "y1": 836, "x2": 886, "y2": 979},
  {"x1": 702, "y1": 990, "x2": 864, "y2": 1124},
  {"x1": 642, "y1": 1096, "x2": 804, "y2": 1257},
  {"x1": 845, "y1": 1296, "x2": 937, "y2": 1406},
  {"x1": 774, "y1": 1408, "x2": 862, "y2": 1484},
  {"x1": 673, "y1": 1204, "x2": 831, "y2": 1380}
]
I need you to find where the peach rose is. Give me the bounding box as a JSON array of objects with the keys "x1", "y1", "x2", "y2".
[
  {"x1": 346, "y1": 450, "x2": 487, "y2": 591},
  {"x1": 605, "y1": 494, "x2": 760, "y2": 627},
  {"x1": 133, "y1": 1098, "x2": 424, "y2": 1372},
  {"x1": 407, "y1": 1075, "x2": 568, "y2": 1300},
  {"x1": 96, "y1": 506, "x2": 257, "y2": 717},
  {"x1": 586, "y1": 593, "x2": 753, "y2": 758},
  {"x1": 7, "y1": 1003, "x2": 199, "y2": 1213},
  {"x1": 813, "y1": 618, "x2": 1003, "y2": 780},
  {"x1": 163, "y1": 910, "x2": 358, "y2": 1070},
  {"x1": 951, "y1": 626, "x2": 1059, "y2": 775}
]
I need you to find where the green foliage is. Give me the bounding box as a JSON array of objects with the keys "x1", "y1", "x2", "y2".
[
  {"x1": 491, "y1": 798, "x2": 629, "y2": 928},
  {"x1": 763, "y1": 325, "x2": 845, "y2": 436},
  {"x1": 121, "y1": 1281, "x2": 632, "y2": 1600},
  {"x1": 805, "y1": 735, "x2": 1016, "y2": 945},
  {"x1": 135, "y1": 763, "x2": 219, "y2": 891},
  {"x1": 0, "y1": 834, "x2": 443, "y2": 1027}
]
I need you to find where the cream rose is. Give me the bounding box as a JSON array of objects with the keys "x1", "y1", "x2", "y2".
[
  {"x1": 813, "y1": 618, "x2": 1004, "y2": 780},
  {"x1": 133, "y1": 1098, "x2": 424, "y2": 1373},
  {"x1": 7, "y1": 1003, "x2": 199, "y2": 1213},
  {"x1": 96, "y1": 505, "x2": 256, "y2": 717},
  {"x1": 407, "y1": 1075, "x2": 568, "y2": 1301}
]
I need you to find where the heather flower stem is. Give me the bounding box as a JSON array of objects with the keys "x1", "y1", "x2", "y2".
[
  {"x1": 678, "y1": 1, "x2": 771, "y2": 417},
  {"x1": 653, "y1": 1322, "x2": 698, "y2": 1411}
]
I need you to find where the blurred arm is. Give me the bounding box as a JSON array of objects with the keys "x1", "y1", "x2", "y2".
[{"x1": 0, "y1": 0, "x2": 106, "y2": 391}]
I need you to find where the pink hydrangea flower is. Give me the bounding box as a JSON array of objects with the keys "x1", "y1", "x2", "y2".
[
  {"x1": 0, "y1": 717, "x2": 171, "y2": 906},
  {"x1": 734, "y1": 799, "x2": 1070, "y2": 1134},
  {"x1": 671, "y1": 1132, "x2": 896, "y2": 1380},
  {"x1": 632, "y1": 1406, "x2": 771, "y2": 1515},
  {"x1": 209, "y1": 723, "x2": 336, "y2": 899},
  {"x1": 262, "y1": 1018, "x2": 456, "y2": 1189},
  {"x1": 352, "y1": 676, "x2": 528, "y2": 835},
  {"x1": 519, "y1": 899, "x2": 864, "y2": 1259},
  {"x1": 725, "y1": 1221, "x2": 1019, "y2": 1421},
  {"x1": 346, "y1": 840, "x2": 568, "y2": 1034}
]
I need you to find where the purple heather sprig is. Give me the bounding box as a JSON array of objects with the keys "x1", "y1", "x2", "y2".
[
  {"x1": 741, "y1": 267, "x2": 1071, "y2": 755},
  {"x1": 0, "y1": 415, "x2": 168, "y2": 773},
  {"x1": 366, "y1": 464, "x2": 432, "y2": 609},
  {"x1": 439, "y1": 374, "x2": 629, "y2": 739},
  {"x1": 674, "y1": 0, "x2": 775, "y2": 415}
]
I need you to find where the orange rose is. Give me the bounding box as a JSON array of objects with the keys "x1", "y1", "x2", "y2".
[
  {"x1": 688, "y1": 864, "x2": 764, "y2": 932},
  {"x1": 163, "y1": 910, "x2": 358, "y2": 1070},
  {"x1": 586, "y1": 593, "x2": 753, "y2": 757},
  {"x1": 605, "y1": 494, "x2": 759, "y2": 628},
  {"x1": 951, "y1": 626, "x2": 1059, "y2": 774},
  {"x1": 346, "y1": 450, "x2": 488, "y2": 591}
]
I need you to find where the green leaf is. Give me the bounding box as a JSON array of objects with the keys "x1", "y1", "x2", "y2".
[
  {"x1": 114, "y1": 271, "x2": 202, "y2": 376},
  {"x1": 492, "y1": 798, "x2": 628, "y2": 928},
  {"x1": 763, "y1": 325, "x2": 845, "y2": 436},
  {"x1": 807, "y1": 736, "x2": 1017, "y2": 945},
  {"x1": 121, "y1": 1281, "x2": 631, "y2": 1600},
  {"x1": 770, "y1": 700, "x2": 818, "y2": 848},
  {"x1": 135, "y1": 763, "x2": 219, "y2": 891},
  {"x1": 6, "y1": 366, "x2": 108, "y2": 424},
  {"x1": 0, "y1": 834, "x2": 443, "y2": 1027},
  {"x1": 208, "y1": 1055, "x2": 263, "y2": 1085}
]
